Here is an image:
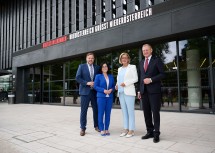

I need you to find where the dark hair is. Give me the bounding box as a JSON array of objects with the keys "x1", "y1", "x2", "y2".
[{"x1": 100, "y1": 62, "x2": 110, "y2": 73}]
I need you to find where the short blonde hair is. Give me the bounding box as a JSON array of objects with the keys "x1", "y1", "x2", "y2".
[{"x1": 119, "y1": 52, "x2": 130, "y2": 64}]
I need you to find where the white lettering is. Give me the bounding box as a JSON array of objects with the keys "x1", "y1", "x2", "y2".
[
  {"x1": 132, "y1": 14, "x2": 135, "y2": 21},
  {"x1": 134, "y1": 12, "x2": 138, "y2": 20},
  {"x1": 124, "y1": 16, "x2": 127, "y2": 24},
  {"x1": 109, "y1": 21, "x2": 113, "y2": 27},
  {"x1": 69, "y1": 8, "x2": 153, "y2": 40},
  {"x1": 149, "y1": 8, "x2": 152, "y2": 16},
  {"x1": 146, "y1": 9, "x2": 148, "y2": 17}
]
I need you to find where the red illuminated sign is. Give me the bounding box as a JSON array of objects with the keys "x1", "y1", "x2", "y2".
[{"x1": 42, "y1": 36, "x2": 68, "y2": 48}]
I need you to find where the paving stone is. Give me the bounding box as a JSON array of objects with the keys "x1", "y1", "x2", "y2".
[{"x1": 0, "y1": 103, "x2": 215, "y2": 153}]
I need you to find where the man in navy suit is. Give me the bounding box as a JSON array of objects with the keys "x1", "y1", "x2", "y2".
[
  {"x1": 137, "y1": 44, "x2": 165, "y2": 143},
  {"x1": 76, "y1": 53, "x2": 100, "y2": 136}
]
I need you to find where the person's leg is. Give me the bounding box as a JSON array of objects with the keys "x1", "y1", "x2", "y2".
[
  {"x1": 105, "y1": 97, "x2": 113, "y2": 131},
  {"x1": 97, "y1": 97, "x2": 105, "y2": 131},
  {"x1": 142, "y1": 93, "x2": 154, "y2": 134},
  {"x1": 90, "y1": 91, "x2": 99, "y2": 128},
  {"x1": 119, "y1": 92, "x2": 129, "y2": 130},
  {"x1": 124, "y1": 95, "x2": 135, "y2": 131},
  {"x1": 171, "y1": 96, "x2": 173, "y2": 106},
  {"x1": 149, "y1": 93, "x2": 161, "y2": 136},
  {"x1": 80, "y1": 95, "x2": 90, "y2": 130},
  {"x1": 167, "y1": 97, "x2": 170, "y2": 106}
]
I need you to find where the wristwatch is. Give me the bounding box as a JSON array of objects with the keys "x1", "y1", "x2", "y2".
[{"x1": 149, "y1": 78, "x2": 152, "y2": 83}]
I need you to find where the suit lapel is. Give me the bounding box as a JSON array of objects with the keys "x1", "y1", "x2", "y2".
[
  {"x1": 85, "y1": 64, "x2": 91, "y2": 78},
  {"x1": 92, "y1": 64, "x2": 96, "y2": 80},
  {"x1": 144, "y1": 56, "x2": 154, "y2": 73},
  {"x1": 102, "y1": 74, "x2": 110, "y2": 89},
  {"x1": 147, "y1": 56, "x2": 154, "y2": 72},
  {"x1": 108, "y1": 74, "x2": 112, "y2": 89},
  {"x1": 141, "y1": 60, "x2": 146, "y2": 74}
]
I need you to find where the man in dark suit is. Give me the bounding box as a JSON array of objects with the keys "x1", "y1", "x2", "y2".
[
  {"x1": 137, "y1": 44, "x2": 165, "y2": 143},
  {"x1": 76, "y1": 52, "x2": 100, "y2": 136}
]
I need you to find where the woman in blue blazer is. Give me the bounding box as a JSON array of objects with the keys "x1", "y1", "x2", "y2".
[{"x1": 94, "y1": 62, "x2": 115, "y2": 136}]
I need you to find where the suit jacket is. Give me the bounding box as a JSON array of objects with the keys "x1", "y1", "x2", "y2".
[
  {"x1": 94, "y1": 74, "x2": 115, "y2": 98},
  {"x1": 116, "y1": 64, "x2": 138, "y2": 96},
  {"x1": 138, "y1": 56, "x2": 165, "y2": 94},
  {"x1": 76, "y1": 63, "x2": 100, "y2": 95}
]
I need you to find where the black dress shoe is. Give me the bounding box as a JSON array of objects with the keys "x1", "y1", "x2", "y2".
[
  {"x1": 153, "y1": 135, "x2": 160, "y2": 143},
  {"x1": 95, "y1": 127, "x2": 100, "y2": 132},
  {"x1": 141, "y1": 133, "x2": 154, "y2": 139}
]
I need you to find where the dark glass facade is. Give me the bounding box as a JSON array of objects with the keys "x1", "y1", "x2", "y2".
[{"x1": 0, "y1": 0, "x2": 215, "y2": 113}]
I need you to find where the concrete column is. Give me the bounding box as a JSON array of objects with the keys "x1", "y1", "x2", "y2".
[{"x1": 186, "y1": 49, "x2": 202, "y2": 109}]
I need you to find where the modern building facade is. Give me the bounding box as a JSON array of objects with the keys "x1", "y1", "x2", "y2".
[{"x1": 0, "y1": 0, "x2": 215, "y2": 113}]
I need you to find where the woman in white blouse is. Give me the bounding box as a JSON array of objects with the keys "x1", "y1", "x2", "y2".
[{"x1": 115, "y1": 52, "x2": 138, "y2": 138}]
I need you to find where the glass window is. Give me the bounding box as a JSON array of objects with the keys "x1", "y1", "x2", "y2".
[
  {"x1": 23, "y1": 36, "x2": 215, "y2": 114},
  {"x1": 26, "y1": 67, "x2": 42, "y2": 104},
  {"x1": 43, "y1": 63, "x2": 64, "y2": 104},
  {"x1": 97, "y1": 52, "x2": 112, "y2": 73},
  {"x1": 179, "y1": 37, "x2": 211, "y2": 112},
  {"x1": 0, "y1": 74, "x2": 12, "y2": 102},
  {"x1": 210, "y1": 36, "x2": 215, "y2": 111},
  {"x1": 65, "y1": 59, "x2": 82, "y2": 106},
  {"x1": 154, "y1": 41, "x2": 179, "y2": 110},
  {"x1": 34, "y1": 67, "x2": 41, "y2": 103}
]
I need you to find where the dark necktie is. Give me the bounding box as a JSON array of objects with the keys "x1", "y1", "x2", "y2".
[
  {"x1": 90, "y1": 65, "x2": 94, "y2": 81},
  {"x1": 144, "y1": 58, "x2": 149, "y2": 71}
]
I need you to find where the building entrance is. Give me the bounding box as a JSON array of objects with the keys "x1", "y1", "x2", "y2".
[{"x1": 21, "y1": 36, "x2": 215, "y2": 113}]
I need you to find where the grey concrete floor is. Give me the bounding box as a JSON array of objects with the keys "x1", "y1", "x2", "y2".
[{"x1": 0, "y1": 102, "x2": 215, "y2": 153}]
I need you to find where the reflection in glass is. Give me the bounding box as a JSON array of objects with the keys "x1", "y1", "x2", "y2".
[
  {"x1": 43, "y1": 63, "x2": 64, "y2": 104},
  {"x1": 27, "y1": 67, "x2": 42, "y2": 104},
  {"x1": 179, "y1": 37, "x2": 211, "y2": 111},
  {"x1": 154, "y1": 41, "x2": 178, "y2": 110},
  {"x1": 24, "y1": 36, "x2": 215, "y2": 113},
  {"x1": 65, "y1": 59, "x2": 83, "y2": 105}
]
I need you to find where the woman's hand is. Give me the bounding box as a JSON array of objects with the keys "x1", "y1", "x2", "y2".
[
  {"x1": 104, "y1": 90, "x2": 109, "y2": 94},
  {"x1": 120, "y1": 83, "x2": 125, "y2": 87},
  {"x1": 115, "y1": 85, "x2": 118, "y2": 90},
  {"x1": 107, "y1": 89, "x2": 112, "y2": 94}
]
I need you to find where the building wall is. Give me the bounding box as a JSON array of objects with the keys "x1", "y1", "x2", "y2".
[
  {"x1": 0, "y1": 0, "x2": 154, "y2": 70},
  {"x1": 11, "y1": 0, "x2": 215, "y2": 68},
  {"x1": 0, "y1": 0, "x2": 214, "y2": 112},
  {"x1": 2, "y1": 0, "x2": 215, "y2": 70}
]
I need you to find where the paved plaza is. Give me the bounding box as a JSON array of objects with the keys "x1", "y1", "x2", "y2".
[{"x1": 0, "y1": 102, "x2": 215, "y2": 153}]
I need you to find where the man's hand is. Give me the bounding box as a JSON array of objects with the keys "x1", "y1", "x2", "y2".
[
  {"x1": 87, "y1": 81, "x2": 94, "y2": 88},
  {"x1": 137, "y1": 92, "x2": 141, "y2": 99},
  {"x1": 144, "y1": 78, "x2": 152, "y2": 84}
]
